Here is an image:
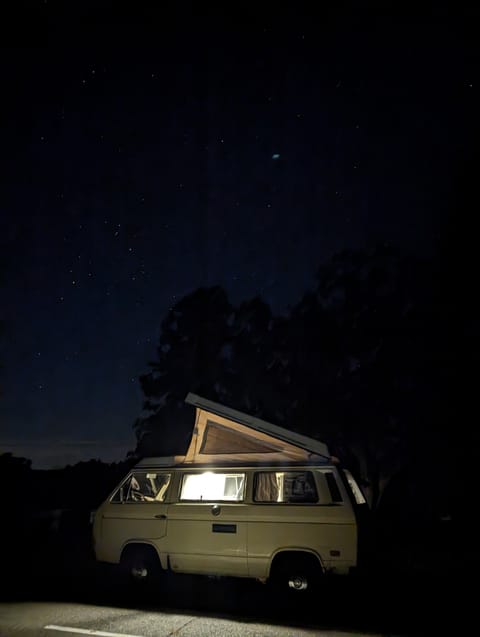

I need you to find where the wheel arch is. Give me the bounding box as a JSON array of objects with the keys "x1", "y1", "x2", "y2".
[
  {"x1": 120, "y1": 540, "x2": 165, "y2": 570},
  {"x1": 269, "y1": 548, "x2": 325, "y2": 578}
]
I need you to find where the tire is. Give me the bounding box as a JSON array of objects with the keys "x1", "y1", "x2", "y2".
[
  {"x1": 271, "y1": 553, "x2": 321, "y2": 593},
  {"x1": 120, "y1": 545, "x2": 161, "y2": 588}
]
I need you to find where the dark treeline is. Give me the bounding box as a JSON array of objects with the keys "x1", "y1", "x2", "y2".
[
  {"x1": 1, "y1": 239, "x2": 466, "y2": 522},
  {"x1": 128, "y1": 237, "x2": 472, "y2": 572},
  {"x1": 0, "y1": 452, "x2": 135, "y2": 512},
  {"x1": 134, "y1": 242, "x2": 462, "y2": 522},
  {"x1": 0, "y1": 230, "x2": 473, "y2": 574}
]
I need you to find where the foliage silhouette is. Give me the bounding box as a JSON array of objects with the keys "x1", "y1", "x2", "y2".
[{"x1": 134, "y1": 244, "x2": 453, "y2": 511}]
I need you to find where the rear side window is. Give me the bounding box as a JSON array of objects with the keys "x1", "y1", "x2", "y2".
[
  {"x1": 111, "y1": 472, "x2": 171, "y2": 503},
  {"x1": 325, "y1": 471, "x2": 343, "y2": 503},
  {"x1": 254, "y1": 471, "x2": 318, "y2": 503},
  {"x1": 180, "y1": 472, "x2": 245, "y2": 502}
]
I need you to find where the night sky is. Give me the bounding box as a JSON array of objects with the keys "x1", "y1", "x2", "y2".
[{"x1": 0, "y1": 2, "x2": 476, "y2": 468}]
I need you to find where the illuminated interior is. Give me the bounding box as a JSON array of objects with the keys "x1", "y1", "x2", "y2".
[{"x1": 180, "y1": 472, "x2": 245, "y2": 501}]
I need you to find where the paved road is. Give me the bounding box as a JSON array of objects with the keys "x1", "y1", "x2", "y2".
[
  {"x1": 0, "y1": 532, "x2": 470, "y2": 637},
  {"x1": 0, "y1": 600, "x2": 388, "y2": 637},
  {"x1": 0, "y1": 557, "x2": 405, "y2": 637}
]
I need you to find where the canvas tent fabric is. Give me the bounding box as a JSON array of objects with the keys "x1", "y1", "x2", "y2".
[
  {"x1": 137, "y1": 394, "x2": 331, "y2": 468},
  {"x1": 181, "y1": 393, "x2": 330, "y2": 465}
]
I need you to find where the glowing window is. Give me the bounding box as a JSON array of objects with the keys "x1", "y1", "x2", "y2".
[
  {"x1": 180, "y1": 472, "x2": 245, "y2": 501},
  {"x1": 254, "y1": 471, "x2": 318, "y2": 503}
]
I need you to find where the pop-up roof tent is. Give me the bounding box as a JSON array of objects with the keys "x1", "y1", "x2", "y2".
[{"x1": 137, "y1": 393, "x2": 331, "y2": 467}]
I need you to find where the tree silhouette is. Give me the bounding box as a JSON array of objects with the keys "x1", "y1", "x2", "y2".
[
  {"x1": 312, "y1": 245, "x2": 425, "y2": 506},
  {"x1": 0, "y1": 452, "x2": 32, "y2": 474},
  {"x1": 134, "y1": 244, "x2": 453, "y2": 512},
  {"x1": 428, "y1": 145, "x2": 480, "y2": 524},
  {"x1": 0, "y1": 452, "x2": 33, "y2": 535},
  {"x1": 134, "y1": 286, "x2": 232, "y2": 456},
  {"x1": 0, "y1": 260, "x2": 5, "y2": 397},
  {"x1": 214, "y1": 296, "x2": 285, "y2": 421}
]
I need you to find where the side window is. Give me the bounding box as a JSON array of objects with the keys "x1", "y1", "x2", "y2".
[
  {"x1": 254, "y1": 471, "x2": 318, "y2": 503},
  {"x1": 325, "y1": 471, "x2": 343, "y2": 503},
  {"x1": 180, "y1": 472, "x2": 245, "y2": 502},
  {"x1": 111, "y1": 472, "x2": 171, "y2": 503}
]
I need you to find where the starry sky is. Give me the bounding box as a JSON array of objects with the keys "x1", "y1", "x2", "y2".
[{"x1": 0, "y1": 2, "x2": 477, "y2": 468}]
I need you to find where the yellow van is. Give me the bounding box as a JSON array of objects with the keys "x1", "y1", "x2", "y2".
[{"x1": 92, "y1": 394, "x2": 367, "y2": 591}]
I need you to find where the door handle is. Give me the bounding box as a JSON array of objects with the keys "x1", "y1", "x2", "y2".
[
  {"x1": 211, "y1": 504, "x2": 221, "y2": 516},
  {"x1": 154, "y1": 514, "x2": 167, "y2": 519}
]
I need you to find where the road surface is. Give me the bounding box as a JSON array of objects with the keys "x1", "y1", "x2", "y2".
[
  {"x1": 0, "y1": 532, "x2": 470, "y2": 636},
  {"x1": 0, "y1": 600, "x2": 390, "y2": 637}
]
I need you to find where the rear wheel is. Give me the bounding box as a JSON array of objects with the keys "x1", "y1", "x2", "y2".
[{"x1": 271, "y1": 553, "x2": 322, "y2": 593}]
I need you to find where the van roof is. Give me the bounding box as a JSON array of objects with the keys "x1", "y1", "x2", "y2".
[
  {"x1": 136, "y1": 394, "x2": 331, "y2": 468},
  {"x1": 135, "y1": 457, "x2": 334, "y2": 469}
]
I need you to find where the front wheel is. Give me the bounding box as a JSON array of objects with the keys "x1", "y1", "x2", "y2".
[{"x1": 120, "y1": 545, "x2": 162, "y2": 588}]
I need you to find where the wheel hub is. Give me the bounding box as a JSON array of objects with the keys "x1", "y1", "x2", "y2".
[
  {"x1": 288, "y1": 575, "x2": 308, "y2": 590},
  {"x1": 131, "y1": 566, "x2": 148, "y2": 579}
]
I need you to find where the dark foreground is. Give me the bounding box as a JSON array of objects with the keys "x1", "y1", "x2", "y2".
[
  {"x1": 0, "y1": 515, "x2": 474, "y2": 636},
  {"x1": 0, "y1": 600, "x2": 387, "y2": 637}
]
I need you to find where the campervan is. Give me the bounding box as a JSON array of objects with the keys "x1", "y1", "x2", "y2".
[{"x1": 92, "y1": 393, "x2": 367, "y2": 591}]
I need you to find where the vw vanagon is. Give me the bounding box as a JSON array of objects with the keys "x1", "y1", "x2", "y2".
[{"x1": 92, "y1": 393, "x2": 367, "y2": 591}]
